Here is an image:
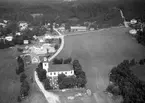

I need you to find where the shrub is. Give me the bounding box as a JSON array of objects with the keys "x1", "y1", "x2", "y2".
[
  {"x1": 36, "y1": 67, "x2": 47, "y2": 82},
  {"x1": 64, "y1": 57, "x2": 72, "y2": 64},
  {"x1": 16, "y1": 65, "x2": 24, "y2": 75},
  {"x1": 53, "y1": 58, "x2": 63, "y2": 64},
  {"x1": 75, "y1": 77, "x2": 87, "y2": 88},
  {"x1": 58, "y1": 75, "x2": 76, "y2": 89},
  {"x1": 139, "y1": 59, "x2": 145, "y2": 65},
  {"x1": 43, "y1": 78, "x2": 53, "y2": 90},
  {"x1": 17, "y1": 48, "x2": 23, "y2": 52},
  {"x1": 20, "y1": 80, "x2": 30, "y2": 97},
  {"x1": 129, "y1": 59, "x2": 136, "y2": 66},
  {"x1": 20, "y1": 73, "x2": 27, "y2": 82},
  {"x1": 72, "y1": 59, "x2": 82, "y2": 71}
]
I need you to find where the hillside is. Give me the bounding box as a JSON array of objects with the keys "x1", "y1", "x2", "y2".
[{"x1": 0, "y1": 0, "x2": 145, "y2": 22}]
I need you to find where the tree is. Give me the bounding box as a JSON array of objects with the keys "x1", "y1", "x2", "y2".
[
  {"x1": 36, "y1": 66, "x2": 47, "y2": 82},
  {"x1": 72, "y1": 59, "x2": 82, "y2": 71},
  {"x1": 57, "y1": 73, "x2": 66, "y2": 85},
  {"x1": 17, "y1": 56, "x2": 23, "y2": 64},
  {"x1": 129, "y1": 59, "x2": 136, "y2": 66},
  {"x1": 20, "y1": 73, "x2": 27, "y2": 82},
  {"x1": 76, "y1": 77, "x2": 87, "y2": 88},
  {"x1": 53, "y1": 58, "x2": 63, "y2": 64},
  {"x1": 64, "y1": 57, "x2": 72, "y2": 64},
  {"x1": 16, "y1": 63, "x2": 24, "y2": 75},
  {"x1": 139, "y1": 59, "x2": 145, "y2": 65},
  {"x1": 20, "y1": 80, "x2": 30, "y2": 97},
  {"x1": 43, "y1": 78, "x2": 53, "y2": 90},
  {"x1": 108, "y1": 59, "x2": 145, "y2": 103}
]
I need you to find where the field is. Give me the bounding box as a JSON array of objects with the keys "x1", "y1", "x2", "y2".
[
  {"x1": 0, "y1": 27, "x2": 145, "y2": 103},
  {"x1": 56, "y1": 27, "x2": 145, "y2": 92}
]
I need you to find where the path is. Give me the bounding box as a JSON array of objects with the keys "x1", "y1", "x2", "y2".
[{"x1": 34, "y1": 28, "x2": 65, "y2": 103}]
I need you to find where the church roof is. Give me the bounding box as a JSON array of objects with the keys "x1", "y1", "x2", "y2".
[{"x1": 48, "y1": 64, "x2": 73, "y2": 72}]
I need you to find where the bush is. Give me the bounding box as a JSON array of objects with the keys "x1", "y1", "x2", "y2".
[
  {"x1": 72, "y1": 59, "x2": 82, "y2": 71},
  {"x1": 129, "y1": 59, "x2": 136, "y2": 66},
  {"x1": 58, "y1": 75, "x2": 76, "y2": 89},
  {"x1": 20, "y1": 73, "x2": 27, "y2": 82},
  {"x1": 64, "y1": 57, "x2": 72, "y2": 64},
  {"x1": 36, "y1": 66, "x2": 47, "y2": 82},
  {"x1": 139, "y1": 59, "x2": 145, "y2": 65},
  {"x1": 16, "y1": 65, "x2": 24, "y2": 75},
  {"x1": 43, "y1": 78, "x2": 53, "y2": 90},
  {"x1": 54, "y1": 44, "x2": 59, "y2": 50},
  {"x1": 75, "y1": 77, "x2": 87, "y2": 88},
  {"x1": 17, "y1": 48, "x2": 23, "y2": 52},
  {"x1": 20, "y1": 80, "x2": 30, "y2": 97},
  {"x1": 53, "y1": 58, "x2": 63, "y2": 64}
]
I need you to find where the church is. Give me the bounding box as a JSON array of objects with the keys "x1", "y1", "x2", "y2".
[{"x1": 42, "y1": 57, "x2": 74, "y2": 78}]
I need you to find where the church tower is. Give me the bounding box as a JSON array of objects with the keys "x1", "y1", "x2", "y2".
[{"x1": 42, "y1": 57, "x2": 49, "y2": 72}]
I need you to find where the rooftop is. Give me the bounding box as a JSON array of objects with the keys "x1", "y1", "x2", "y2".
[{"x1": 48, "y1": 64, "x2": 73, "y2": 72}]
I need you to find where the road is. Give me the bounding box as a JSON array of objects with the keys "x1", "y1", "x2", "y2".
[{"x1": 33, "y1": 28, "x2": 64, "y2": 103}]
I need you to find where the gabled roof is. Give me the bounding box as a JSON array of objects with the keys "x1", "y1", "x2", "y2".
[{"x1": 48, "y1": 64, "x2": 73, "y2": 72}]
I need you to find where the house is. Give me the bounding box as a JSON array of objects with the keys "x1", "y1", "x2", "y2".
[
  {"x1": 18, "y1": 21, "x2": 28, "y2": 31},
  {"x1": 42, "y1": 57, "x2": 74, "y2": 77},
  {"x1": 42, "y1": 43, "x2": 56, "y2": 53},
  {"x1": 0, "y1": 23, "x2": 6, "y2": 28},
  {"x1": 16, "y1": 32, "x2": 22, "y2": 36},
  {"x1": 5, "y1": 36, "x2": 13, "y2": 41}
]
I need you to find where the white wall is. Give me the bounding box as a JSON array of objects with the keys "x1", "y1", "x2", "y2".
[{"x1": 47, "y1": 70, "x2": 74, "y2": 77}]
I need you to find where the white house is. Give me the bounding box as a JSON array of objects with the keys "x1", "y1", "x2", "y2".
[
  {"x1": 5, "y1": 36, "x2": 13, "y2": 41},
  {"x1": 42, "y1": 57, "x2": 74, "y2": 77},
  {"x1": 18, "y1": 21, "x2": 28, "y2": 31},
  {"x1": 16, "y1": 32, "x2": 21, "y2": 36}
]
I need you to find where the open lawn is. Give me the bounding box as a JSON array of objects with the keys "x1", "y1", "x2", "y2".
[
  {"x1": 0, "y1": 48, "x2": 20, "y2": 103},
  {"x1": 56, "y1": 27, "x2": 145, "y2": 92}
]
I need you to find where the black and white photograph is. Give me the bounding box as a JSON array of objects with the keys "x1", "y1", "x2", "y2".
[{"x1": 0, "y1": 0, "x2": 145, "y2": 103}]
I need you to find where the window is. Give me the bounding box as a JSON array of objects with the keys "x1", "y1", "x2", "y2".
[
  {"x1": 54, "y1": 72, "x2": 56, "y2": 75},
  {"x1": 65, "y1": 72, "x2": 67, "y2": 74},
  {"x1": 50, "y1": 72, "x2": 52, "y2": 75}
]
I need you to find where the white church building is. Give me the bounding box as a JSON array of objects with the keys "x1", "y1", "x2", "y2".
[{"x1": 42, "y1": 57, "x2": 74, "y2": 78}]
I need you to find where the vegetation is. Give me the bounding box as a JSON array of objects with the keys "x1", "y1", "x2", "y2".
[
  {"x1": 53, "y1": 57, "x2": 72, "y2": 64},
  {"x1": 57, "y1": 74, "x2": 76, "y2": 89},
  {"x1": 107, "y1": 59, "x2": 145, "y2": 103},
  {"x1": 20, "y1": 80, "x2": 30, "y2": 97},
  {"x1": 36, "y1": 62, "x2": 47, "y2": 82},
  {"x1": 16, "y1": 56, "x2": 25, "y2": 75},
  {"x1": 43, "y1": 78, "x2": 53, "y2": 90},
  {"x1": 36, "y1": 67, "x2": 47, "y2": 82},
  {"x1": 57, "y1": 59, "x2": 87, "y2": 89},
  {"x1": 20, "y1": 73, "x2": 27, "y2": 82}
]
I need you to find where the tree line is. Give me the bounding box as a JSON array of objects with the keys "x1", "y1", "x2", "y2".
[
  {"x1": 16, "y1": 56, "x2": 30, "y2": 102},
  {"x1": 106, "y1": 58, "x2": 145, "y2": 103}
]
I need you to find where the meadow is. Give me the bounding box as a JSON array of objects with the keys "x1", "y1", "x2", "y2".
[{"x1": 56, "y1": 27, "x2": 145, "y2": 92}]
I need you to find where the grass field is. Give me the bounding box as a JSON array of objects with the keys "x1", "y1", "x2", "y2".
[
  {"x1": 1, "y1": 27, "x2": 145, "y2": 103},
  {"x1": 56, "y1": 27, "x2": 145, "y2": 92}
]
